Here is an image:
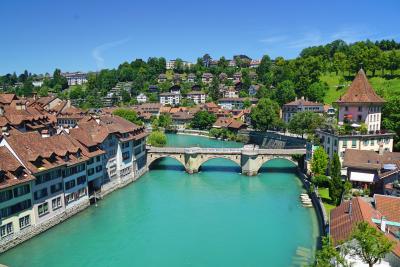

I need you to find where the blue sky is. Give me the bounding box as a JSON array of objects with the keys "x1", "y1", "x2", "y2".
[{"x1": 1, "y1": 0, "x2": 399, "y2": 74}]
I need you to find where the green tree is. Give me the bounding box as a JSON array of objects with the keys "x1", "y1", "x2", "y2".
[
  {"x1": 315, "y1": 236, "x2": 347, "y2": 267},
  {"x1": 158, "y1": 114, "x2": 172, "y2": 129},
  {"x1": 305, "y1": 82, "x2": 329, "y2": 102},
  {"x1": 311, "y1": 147, "x2": 328, "y2": 176},
  {"x1": 112, "y1": 108, "x2": 143, "y2": 125},
  {"x1": 257, "y1": 55, "x2": 272, "y2": 84},
  {"x1": 147, "y1": 131, "x2": 167, "y2": 147},
  {"x1": 288, "y1": 111, "x2": 324, "y2": 138},
  {"x1": 274, "y1": 80, "x2": 296, "y2": 106},
  {"x1": 329, "y1": 153, "x2": 343, "y2": 205},
  {"x1": 250, "y1": 98, "x2": 281, "y2": 131},
  {"x1": 348, "y1": 222, "x2": 394, "y2": 267},
  {"x1": 190, "y1": 111, "x2": 217, "y2": 130},
  {"x1": 382, "y1": 96, "x2": 400, "y2": 151}
]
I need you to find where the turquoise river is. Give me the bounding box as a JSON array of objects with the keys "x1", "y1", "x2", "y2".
[{"x1": 0, "y1": 134, "x2": 320, "y2": 267}]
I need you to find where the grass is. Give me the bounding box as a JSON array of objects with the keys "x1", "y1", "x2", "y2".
[
  {"x1": 317, "y1": 187, "x2": 336, "y2": 217},
  {"x1": 320, "y1": 72, "x2": 400, "y2": 104}
]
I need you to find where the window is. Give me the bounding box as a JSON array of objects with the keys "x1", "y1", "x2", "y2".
[
  {"x1": 87, "y1": 168, "x2": 94, "y2": 176},
  {"x1": 345, "y1": 106, "x2": 348, "y2": 111},
  {"x1": 13, "y1": 184, "x2": 30, "y2": 197},
  {"x1": 0, "y1": 190, "x2": 13, "y2": 203},
  {"x1": 0, "y1": 222, "x2": 13, "y2": 238},
  {"x1": 50, "y1": 183, "x2": 63, "y2": 194},
  {"x1": 327, "y1": 137, "x2": 330, "y2": 144},
  {"x1": 77, "y1": 175, "x2": 86, "y2": 185},
  {"x1": 96, "y1": 165, "x2": 103, "y2": 173},
  {"x1": 77, "y1": 188, "x2": 86, "y2": 198},
  {"x1": 65, "y1": 193, "x2": 75, "y2": 204},
  {"x1": 334, "y1": 140, "x2": 337, "y2": 146},
  {"x1": 357, "y1": 115, "x2": 362, "y2": 121},
  {"x1": 65, "y1": 180, "x2": 75, "y2": 190},
  {"x1": 88, "y1": 158, "x2": 94, "y2": 165},
  {"x1": 34, "y1": 188, "x2": 48, "y2": 200},
  {"x1": 96, "y1": 156, "x2": 101, "y2": 162},
  {"x1": 122, "y1": 142, "x2": 130, "y2": 149},
  {"x1": 19, "y1": 215, "x2": 30, "y2": 229},
  {"x1": 352, "y1": 139, "x2": 357, "y2": 148},
  {"x1": 342, "y1": 140, "x2": 347, "y2": 148},
  {"x1": 363, "y1": 140, "x2": 369, "y2": 146},
  {"x1": 358, "y1": 106, "x2": 362, "y2": 112},
  {"x1": 52, "y1": 197, "x2": 62, "y2": 210},
  {"x1": 122, "y1": 151, "x2": 130, "y2": 161},
  {"x1": 38, "y1": 202, "x2": 49, "y2": 217}
]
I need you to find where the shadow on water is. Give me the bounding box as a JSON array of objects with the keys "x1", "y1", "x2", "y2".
[
  {"x1": 199, "y1": 165, "x2": 241, "y2": 173},
  {"x1": 149, "y1": 164, "x2": 185, "y2": 171},
  {"x1": 258, "y1": 166, "x2": 297, "y2": 174}
]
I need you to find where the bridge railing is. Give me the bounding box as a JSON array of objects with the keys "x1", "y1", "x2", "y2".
[{"x1": 147, "y1": 146, "x2": 305, "y2": 155}]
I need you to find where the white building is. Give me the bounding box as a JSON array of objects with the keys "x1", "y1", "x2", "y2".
[
  {"x1": 186, "y1": 91, "x2": 207, "y2": 104},
  {"x1": 282, "y1": 97, "x2": 324, "y2": 123},
  {"x1": 62, "y1": 72, "x2": 87, "y2": 86},
  {"x1": 136, "y1": 93, "x2": 147, "y2": 103},
  {"x1": 159, "y1": 92, "x2": 181, "y2": 106}
]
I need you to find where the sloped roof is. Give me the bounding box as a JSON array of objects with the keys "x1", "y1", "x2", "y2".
[
  {"x1": 0, "y1": 94, "x2": 18, "y2": 105},
  {"x1": 336, "y1": 69, "x2": 385, "y2": 104},
  {"x1": 374, "y1": 194, "x2": 400, "y2": 223},
  {"x1": 343, "y1": 149, "x2": 400, "y2": 170}
]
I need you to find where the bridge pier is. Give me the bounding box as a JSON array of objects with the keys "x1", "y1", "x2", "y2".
[{"x1": 241, "y1": 148, "x2": 260, "y2": 176}]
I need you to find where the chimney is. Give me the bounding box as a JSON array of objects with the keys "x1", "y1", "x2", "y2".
[
  {"x1": 301, "y1": 96, "x2": 305, "y2": 100},
  {"x1": 348, "y1": 201, "x2": 353, "y2": 217},
  {"x1": 381, "y1": 216, "x2": 386, "y2": 232},
  {"x1": 379, "y1": 143, "x2": 384, "y2": 156}
]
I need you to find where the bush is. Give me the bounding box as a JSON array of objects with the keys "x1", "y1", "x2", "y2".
[
  {"x1": 312, "y1": 174, "x2": 330, "y2": 187},
  {"x1": 147, "y1": 131, "x2": 167, "y2": 147}
]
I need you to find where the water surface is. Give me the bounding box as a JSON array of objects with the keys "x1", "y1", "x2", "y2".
[{"x1": 0, "y1": 134, "x2": 319, "y2": 267}]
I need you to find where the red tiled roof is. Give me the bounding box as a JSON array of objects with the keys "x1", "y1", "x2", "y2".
[
  {"x1": 284, "y1": 98, "x2": 323, "y2": 107},
  {"x1": 374, "y1": 194, "x2": 400, "y2": 223},
  {"x1": 336, "y1": 69, "x2": 385, "y2": 104},
  {"x1": 0, "y1": 94, "x2": 18, "y2": 105}
]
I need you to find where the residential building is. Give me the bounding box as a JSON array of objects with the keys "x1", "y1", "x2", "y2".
[
  {"x1": 166, "y1": 60, "x2": 192, "y2": 70},
  {"x1": 233, "y1": 72, "x2": 242, "y2": 83},
  {"x1": 343, "y1": 148, "x2": 400, "y2": 192},
  {"x1": 157, "y1": 74, "x2": 167, "y2": 83},
  {"x1": 315, "y1": 69, "x2": 395, "y2": 163},
  {"x1": 169, "y1": 85, "x2": 181, "y2": 95},
  {"x1": 136, "y1": 103, "x2": 162, "y2": 117},
  {"x1": 219, "y1": 73, "x2": 228, "y2": 82},
  {"x1": 136, "y1": 93, "x2": 147, "y2": 104},
  {"x1": 187, "y1": 73, "x2": 196, "y2": 83},
  {"x1": 159, "y1": 92, "x2": 181, "y2": 106},
  {"x1": 186, "y1": 91, "x2": 207, "y2": 104},
  {"x1": 213, "y1": 117, "x2": 246, "y2": 132},
  {"x1": 218, "y1": 97, "x2": 258, "y2": 110},
  {"x1": 223, "y1": 88, "x2": 238, "y2": 98},
  {"x1": 330, "y1": 196, "x2": 400, "y2": 266},
  {"x1": 0, "y1": 147, "x2": 35, "y2": 241},
  {"x1": 248, "y1": 85, "x2": 260, "y2": 97},
  {"x1": 282, "y1": 97, "x2": 324, "y2": 123},
  {"x1": 201, "y1": 73, "x2": 213, "y2": 84},
  {"x1": 250, "y1": 59, "x2": 261, "y2": 68},
  {"x1": 62, "y1": 72, "x2": 87, "y2": 86},
  {"x1": 171, "y1": 112, "x2": 193, "y2": 130}
]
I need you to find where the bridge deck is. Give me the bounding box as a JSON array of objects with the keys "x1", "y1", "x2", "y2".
[{"x1": 147, "y1": 146, "x2": 305, "y2": 155}]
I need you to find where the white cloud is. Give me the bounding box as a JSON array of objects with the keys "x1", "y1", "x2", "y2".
[
  {"x1": 260, "y1": 35, "x2": 288, "y2": 44},
  {"x1": 92, "y1": 38, "x2": 130, "y2": 69}
]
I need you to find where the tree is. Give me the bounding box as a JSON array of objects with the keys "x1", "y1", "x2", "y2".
[
  {"x1": 305, "y1": 82, "x2": 329, "y2": 103},
  {"x1": 288, "y1": 111, "x2": 324, "y2": 138},
  {"x1": 112, "y1": 108, "x2": 143, "y2": 125},
  {"x1": 157, "y1": 114, "x2": 172, "y2": 129},
  {"x1": 348, "y1": 221, "x2": 394, "y2": 267},
  {"x1": 257, "y1": 55, "x2": 272, "y2": 84},
  {"x1": 274, "y1": 80, "x2": 296, "y2": 106},
  {"x1": 382, "y1": 96, "x2": 400, "y2": 151},
  {"x1": 147, "y1": 131, "x2": 167, "y2": 147},
  {"x1": 190, "y1": 111, "x2": 216, "y2": 130},
  {"x1": 329, "y1": 153, "x2": 343, "y2": 205},
  {"x1": 311, "y1": 147, "x2": 328, "y2": 176},
  {"x1": 250, "y1": 98, "x2": 281, "y2": 131},
  {"x1": 315, "y1": 236, "x2": 347, "y2": 267}
]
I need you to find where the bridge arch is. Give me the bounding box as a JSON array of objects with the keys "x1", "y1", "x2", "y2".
[
  {"x1": 147, "y1": 153, "x2": 186, "y2": 170},
  {"x1": 255, "y1": 155, "x2": 298, "y2": 174},
  {"x1": 195, "y1": 155, "x2": 242, "y2": 172}
]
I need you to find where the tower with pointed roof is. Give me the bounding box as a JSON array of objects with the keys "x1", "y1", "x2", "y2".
[{"x1": 336, "y1": 69, "x2": 385, "y2": 131}]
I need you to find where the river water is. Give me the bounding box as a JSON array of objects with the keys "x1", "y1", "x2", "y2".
[{"x1": 0, "y1": 134, "x2": 320, "y2": 267}]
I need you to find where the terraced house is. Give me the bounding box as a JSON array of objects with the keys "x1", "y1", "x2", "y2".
[{"x1": 0, "y1": 114, "x2": 148, "y2": 252}]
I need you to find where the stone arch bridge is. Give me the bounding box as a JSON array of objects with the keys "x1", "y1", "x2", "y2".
[{"x1": 147, "y1": 145, "x2": 305, "y2": 176}]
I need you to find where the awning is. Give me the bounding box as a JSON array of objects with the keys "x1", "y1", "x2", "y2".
[{"x1": 350, "y1": 171, "x2": 375, "y2": 183}]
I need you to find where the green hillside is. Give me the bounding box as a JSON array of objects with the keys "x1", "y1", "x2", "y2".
[{"x1": 321, "y1": 73, "x2": 400, "y2": 104}]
